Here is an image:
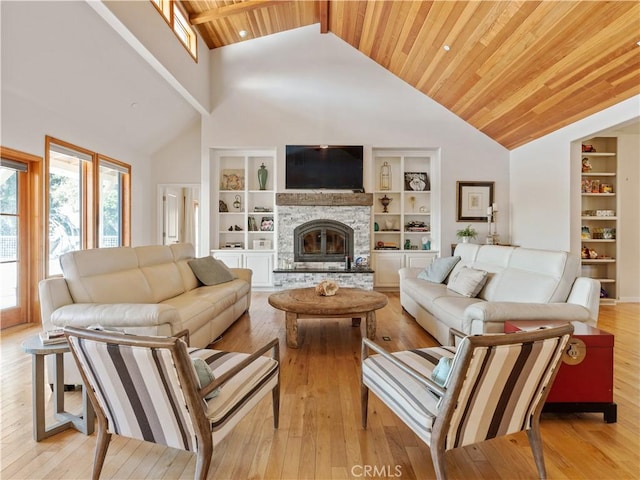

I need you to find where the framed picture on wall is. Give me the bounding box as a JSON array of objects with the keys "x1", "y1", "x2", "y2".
[{"x1": 456, "y1": 181, "x2": 494, "y2": 221}]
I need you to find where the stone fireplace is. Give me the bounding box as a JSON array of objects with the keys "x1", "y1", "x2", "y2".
[{"x1": 274, "y1": 193, "x2": 373, "y2": 289}]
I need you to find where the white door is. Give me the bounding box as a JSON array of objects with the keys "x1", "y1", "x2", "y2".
[
  {"x1": 213, "y1": 251, "x2": 243, "y2": 269},
  {"x1": 405, "y1": 252, "x2": 438, "y2": 270},
  {"x1": 372, "y1": 252, "x2": 404, "y2": 288},
  {"x1": 245, "y1": 252, "x2": 274, "y2": 287}
]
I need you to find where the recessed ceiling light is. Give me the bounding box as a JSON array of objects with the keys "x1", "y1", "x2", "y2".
[
  {"x1": 130, "y1": 102, "x2": 139, "y2": 109},
  {"x1": 443, "y1": 45, "x2": 451, "y2": 52},
  {"x1": 637, "y1": 40, "x2": 640, "y2": 46},
  {"x1": 239, "y1": 30, "x2": 247, "y2": 38}
]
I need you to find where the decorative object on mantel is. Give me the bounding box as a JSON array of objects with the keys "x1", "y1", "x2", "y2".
[
  {"x1": 456, "y1": 225, "x2": 478, "y2": 243},
  {"x1": 219, "y1": 200, "x2": 228, "y2": 212},
  {"x1": 379, "y1": 161, "x2": 391, "y2": 190},
  {"x1": 315, "y1": 280, "x2": 339, "y2": 296},
  {"x1": 486, "y1": 203, "x2": 498, "y2": 244},
  {"x1": 257, "y1": 163, "x2": 268, "y2": 190},
  {"x1": 233, "y1": 195, "x2": 241, "y2": 210},
  {"x1": 456, "y1": 181, "x2": 494, "y2": 221},
  {"x1": 379, "y1": 194, "x2": 392, "y2": 213}
]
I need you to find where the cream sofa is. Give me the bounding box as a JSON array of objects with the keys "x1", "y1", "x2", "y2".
[
  {"x1": 39, "y1": 243, "x2": 252, "y2": 383},
  {"x1": 399, "y1": 243, "x2": 601, "y2": 344}
]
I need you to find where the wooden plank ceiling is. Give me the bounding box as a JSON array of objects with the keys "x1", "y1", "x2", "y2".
[{"x1": 182, "y1": 0, "x2": 640, "y2": 150}]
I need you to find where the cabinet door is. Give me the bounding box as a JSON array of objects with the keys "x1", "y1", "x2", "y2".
[
  {"x1": 372, "y1": 252, "x2": 404, "y2": 287},
  {"x1": 405, "y1": 252, "x2": 437, "y2": 270},
  {"x1": 212, "y1": 251, "x2": 243, "y2": 269},
  {"x1": 244, "y1": 252, "x2": 274, "y2": 287}
]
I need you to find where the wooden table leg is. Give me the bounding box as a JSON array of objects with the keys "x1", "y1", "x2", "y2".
[
  {"x1": 286, "y1": 312, "x2": 299, "y2": 348},
  {"x1": 365, "y1": 311, "x2": 376, "y2": 339}
]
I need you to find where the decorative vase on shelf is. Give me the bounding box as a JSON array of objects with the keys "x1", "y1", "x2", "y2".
[
  {"x1": 380, "y1": 194, "x2": 392, "y2": 213},
  {"x1": 257, "y1": 163, "x2": 268, "y2": 190}
]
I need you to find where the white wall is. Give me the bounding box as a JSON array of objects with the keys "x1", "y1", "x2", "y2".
[
  {"x1": 150, "y1": 119, "x2": 202, "y2": 240},
  {"x1": 511, "y1": 96, "x2": 640, "y2": 301},
  {"x1": 100, "y1": 0, "x2": 211, "y2": 113},
  {"x1": 199, "y1": 26, "x2": 510, "y2": 254}
]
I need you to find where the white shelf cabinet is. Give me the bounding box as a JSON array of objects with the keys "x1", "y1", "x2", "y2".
[
  {"x1": 372, "y1": 149, "x2": 439, "y2": 253},
  {"x1": 212, "y1": 250, "x2": 274, "y2": 288},
  {"x1": 580, "y1": 138, "x2": 618, "y2": 303},
  {"x1": 212, "y1": 149, "x2": 277, "y2": 251},
  {"x1": 372, "y1": 251, "x2": 438, "y2": 288},
  {"x1": 211, "y1": 149, "x2": 276, "y2": 287}
]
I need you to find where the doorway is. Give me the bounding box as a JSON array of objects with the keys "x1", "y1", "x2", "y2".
[
  {"x1": 158, "y1": 185, "x2": 200, "y2": 252},
  {"x1": 0, "y1": 147, "x2": 43, "y2": 328}
]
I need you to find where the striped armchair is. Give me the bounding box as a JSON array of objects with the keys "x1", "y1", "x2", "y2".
[
  {"x1": 361, "y1": 324, "x2": 573, "y2": 480},
  {"x1": 64, "y1": 327, "x2": 280, "y2": 480}
]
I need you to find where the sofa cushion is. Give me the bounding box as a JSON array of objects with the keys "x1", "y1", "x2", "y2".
[
  {"x1": 188, "y1": 256, "x2": 236, "y2": 286},
  {"x1": 418, "y1": 256, "x2": 461, "y2": 283},
  {"x1": 136, "y1": 245, "x2": 186, "y2": 302},
  {"x1": 447, "y1": 267, "x2": 488, "y2": 297},
  {"x1": 60, "y1": 248, "x2": 155, "y2": 304}
]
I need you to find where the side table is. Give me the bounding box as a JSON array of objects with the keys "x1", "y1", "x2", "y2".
[
  {"x1": 21, "y1": 335, "x2": 95, "y2": 441},
  {"x1": 504, "y1": 320, "x2": 616, "y2": 423}
]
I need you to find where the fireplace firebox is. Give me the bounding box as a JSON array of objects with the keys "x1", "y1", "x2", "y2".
[{"x1": 294, "y1": 220, "x2": 354, "y2": 263}]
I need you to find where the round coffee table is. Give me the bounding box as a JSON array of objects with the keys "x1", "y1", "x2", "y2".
[{"x1": 268, "y1": 287, "x2": 388, "y2": 348}]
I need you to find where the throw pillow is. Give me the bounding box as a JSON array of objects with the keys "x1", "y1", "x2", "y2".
[
  {"x1": 417, "y1": 256, "x2": 461, "y2": 283},
  {"x1": 431, "y1": 356, "x2": 452, "y2": 387},
  {"x1": 192, "y1": 357, "x2": 220, "y2": 400},
  {"x1": 187, "y1": 256, "x2": 236, "y2": 286},
  {"x1": 447, "y1": 266, "x2": 488, "y2": 297}
]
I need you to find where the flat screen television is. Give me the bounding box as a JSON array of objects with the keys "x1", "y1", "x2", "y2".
[{"x1": 285, "y1": 145, "x2": 364, "y2": 191}]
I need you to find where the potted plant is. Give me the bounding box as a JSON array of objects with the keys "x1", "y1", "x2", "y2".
[{"x1": 456, "y1": 225, "x2": 478, "y2": 243}]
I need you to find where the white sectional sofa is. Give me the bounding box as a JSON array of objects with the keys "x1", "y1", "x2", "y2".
[
  {"x1": 399, "y1": 243, "x2": 601, "y2": 344},
  {"x1": 39, "y1": 243, "x2": 252, "y2": 383}
]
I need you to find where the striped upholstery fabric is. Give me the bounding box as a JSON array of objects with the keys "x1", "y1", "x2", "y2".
[
  {"x1": 445, "y1": 336, "x2": 565, "y2": 450},
  {"x1": 188, "y1": 348, "x2": 279, "y2": 444},
  {"x1": 362, "y1": 346, "x2": 456, "y2": 443},
  {"x1": 68, "y1": 336, "x2": 198, "y2": 451}
]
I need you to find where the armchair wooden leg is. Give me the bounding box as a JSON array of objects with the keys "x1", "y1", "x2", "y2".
[
  {"x1": 92, "y1": 429, "x2": 111, "y2": 480},
  {"x1": 527, "y1": 427, "x2": 548, "y2": 479},
  {"x1": 272, "y1": 382, "x2": 280, "y2": 429},
  {"x1": 195, "y1": 439, "x2": 213, "y2": 480},
  {"x1": 430, "y1": 444, "x2": 448, "y2": 480},
  {"x1": 361, "y1": 384, "x2": 369, "y2": 429}
]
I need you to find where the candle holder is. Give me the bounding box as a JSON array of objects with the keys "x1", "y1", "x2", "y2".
[{"x1": 486, "y1": 205, "x2": 498, "y2": 244}]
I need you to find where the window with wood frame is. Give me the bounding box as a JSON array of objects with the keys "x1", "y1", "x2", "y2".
[
  {"x1": 45, "y1": 137, "x2": 131, "y2": 276},
  {"x1": 150, "y1": 0, "x2": 198, "y2": 61}
]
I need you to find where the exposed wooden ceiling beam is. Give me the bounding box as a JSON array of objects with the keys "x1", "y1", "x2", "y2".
[
  {"x1": 190, "y1": 0, "x2": 289, "y2": 26},
  {"x1": 319, "y1": 0, "x2": 329, "y2": 34}
]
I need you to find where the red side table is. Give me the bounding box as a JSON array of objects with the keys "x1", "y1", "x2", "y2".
[{"x1": 504, "y1": 320, "x2": 616, "y2": 423}]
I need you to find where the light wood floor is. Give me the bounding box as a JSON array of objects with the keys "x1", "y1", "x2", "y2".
[{"x1": 1, "y1": 293, "x2": 638, "y2": 479}]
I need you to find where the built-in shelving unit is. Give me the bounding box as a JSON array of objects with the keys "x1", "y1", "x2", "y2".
[
  {"x1": 211, "y1": 149, "x2": 276, "y2": 287},
  {"x1": 371, "y1": 149, "x2": 439, "y2": 288},
  {"x1": 580, "y1": 137, "x2": 617, "y2": 303}
]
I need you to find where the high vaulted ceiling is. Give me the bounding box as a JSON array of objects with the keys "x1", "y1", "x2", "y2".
[{"x1": 182, "y1": 0, "x2": 640, "y2": 150}]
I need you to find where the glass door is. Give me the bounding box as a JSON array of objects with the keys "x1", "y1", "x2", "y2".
[{"x1": 0, "y1": 159, "x2": 28, "y2": 328}]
